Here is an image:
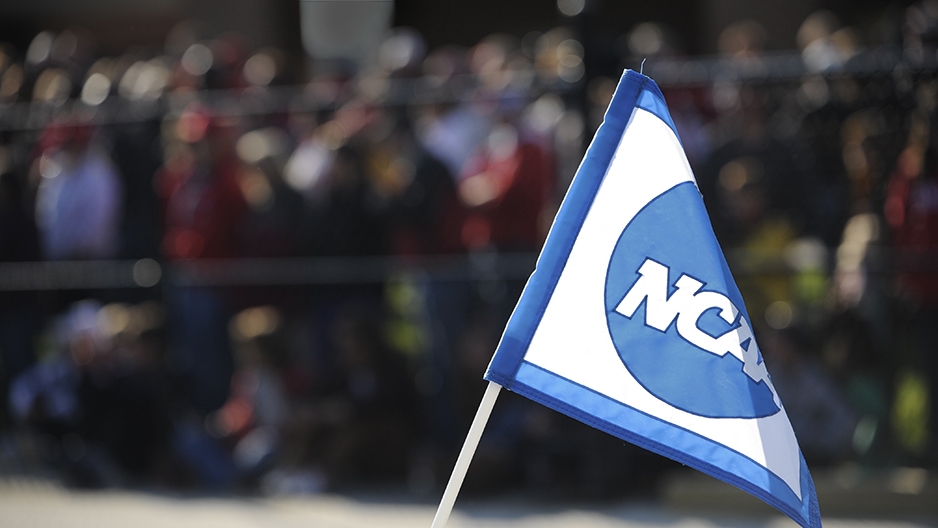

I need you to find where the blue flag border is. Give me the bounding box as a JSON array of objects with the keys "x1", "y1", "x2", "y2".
[{"x1": 484, "y1": 70, "x2": 821, "y2": 528}]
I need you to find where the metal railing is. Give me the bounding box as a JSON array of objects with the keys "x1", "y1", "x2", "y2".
[
  {"x1": 0, "y1": 247, "x2": 927, "y2": 292},
  {"x1": 0, "y1": 253, "x2": 541, "y2": 291}
]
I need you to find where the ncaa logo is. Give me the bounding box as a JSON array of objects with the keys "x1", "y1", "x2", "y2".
[{"x1": 604, "y1": 182, "x2": 781, "y2": 419}]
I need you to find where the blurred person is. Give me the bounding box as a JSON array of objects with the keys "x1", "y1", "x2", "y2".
[
  {"x1": 305, "y1": 142, "x2": 386, "y2": 257},
  {"x1": 820, "y1": 309, "x2": 894, "y2": 463},
  {"x1": 520, "y1": 92, "x2": 567, "y2": 149},
  {"x1": 449, "y1": 311, "x2": 524, "y2": 492},
  {"x1": 75, "y1": 303, "x2": 175, "y2": 483},
  {"x1": 208, "y1": 306, "x2": 290, "y2": 484},
  {"x1": 367, "y1": 112, "x2": 463, "y2": 256},
  {"x1": 884, "y1": 140, "x2": 938, "y2": 309},
  {"x1": 761, "y1": 327, "x2": 858, "y2": 464},
  {"x1": 455, "y1": 115, "x2": 555, "y2": 441},
  {"x1": 519, "y1": 91, "x2": 582, "y2": 196},
  {"x1": 796, "y1": 82, "x2": 859, "y2": 248},
  {"x1": 364, "y1": 110, "x2": 473, "y2": 474},
  {"x1": 708, "y1": 154, "x2": 798, "y2": 321},
  {"x1": 297, "y1": 305, "x2": 418, "y2": 488},
  {"x1": 8, "y1": 303, "x2": 87, "y2": 482},
  {"x1": 156, "y1": 104, "x2": 248, "y2": 415},
  {"x1": 884, "y1": 138, "x2": 938, "y2": 462},
  {"x1": 33, "y1": 119, "x2": 123, "y2": 260},
  {"x1": 413, "y1": 46, "x2": 492, "y2": 178},
  {"x1": 458, "y1": 118, "x2": 553, "y2": 252},
  {"x1": 110, "y1": 119, "x2": 165, "y2": 260},
  {"x1": 9, "y1": 300, "x2": 174, "y2": 487},
  {"x1": 235, "y1": 128, "x2": 306, "y2": 258},
  {"x1": 701, "y1": 96, "x2": 804, "y2": 324},
  {"x1": 696, "y1": 85, "x2": 818, "y2": 321},
  {"x1": 0, "y1": 169, "x2": 41, "y2": 426},
  {"x1": 414, "y1": 99, "x2": 491, "y2": 180},
  {"x1": 157, "y1": 105, "x2": 248, "y2": 260}
]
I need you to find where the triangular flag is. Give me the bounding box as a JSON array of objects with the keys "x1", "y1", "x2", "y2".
[{"x1": 484, "y1": 70, "x2": 821, "y2": 528}]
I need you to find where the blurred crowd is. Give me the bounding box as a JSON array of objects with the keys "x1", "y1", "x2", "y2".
[{"x1": 2, "y1": 2, "x2": 938, "y2": 498}]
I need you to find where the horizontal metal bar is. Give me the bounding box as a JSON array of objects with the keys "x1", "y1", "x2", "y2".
[
  {"x1": 0, "y1": 248, "x2": 934, "y2": 291},
  {"x1": 0, "y1": 254, "x2": 540, "y2": 291}
]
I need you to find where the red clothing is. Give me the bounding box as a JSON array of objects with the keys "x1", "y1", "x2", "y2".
[
  {"x1": 157, "y1": 157, "x2": 248, "y2": 260},
  {"x1": 460, "y1": 141, "x2": 553, "y2": 251},
  {"x1": 885, "y1": 169, "x2": 938, "y2": 304}
]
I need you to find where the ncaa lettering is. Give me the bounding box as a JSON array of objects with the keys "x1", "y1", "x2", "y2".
[{"x1": 615, "y1": 258, "x2": 779, "y2": 404}]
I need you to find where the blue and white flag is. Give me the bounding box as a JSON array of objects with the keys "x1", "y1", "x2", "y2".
[{"x1": 484, "y1": 70, "x2": 821, "y2": 528}]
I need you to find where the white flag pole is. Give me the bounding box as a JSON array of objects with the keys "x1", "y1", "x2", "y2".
[{"x1": 429, "y1": 380, "x2": 502, "y2": 528}]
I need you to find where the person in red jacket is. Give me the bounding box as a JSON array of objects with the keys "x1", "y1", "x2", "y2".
[
  {"x1": 885, "y1": 141, "x2": 938, "y2": 462},
  {"x1": 157, "y1": 104, "x2": 248, "y2": 260},
  {"x1": 156, "y1": 103, "x2": 248, "y2": 415},
  {"x1": 457, "y1": 120, "x2": 553, "y2": 252}
]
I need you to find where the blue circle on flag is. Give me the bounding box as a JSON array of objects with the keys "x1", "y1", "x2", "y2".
[{"x1": 604, "y1": 182, "x2": 779, "y2": 419}]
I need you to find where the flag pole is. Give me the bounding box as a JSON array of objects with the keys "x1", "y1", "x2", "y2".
[{"x1": 429, "y1": 380, "x2": 501, "y2": 528}]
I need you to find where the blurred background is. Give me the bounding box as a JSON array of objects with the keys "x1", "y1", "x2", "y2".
[{"x1": 1, "y1": 0, "x2": 938, "y2": 526}]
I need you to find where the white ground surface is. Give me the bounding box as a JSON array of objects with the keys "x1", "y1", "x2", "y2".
[{"x1": 0, "y1": 482, "x2": 933, "y2": 528}]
